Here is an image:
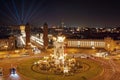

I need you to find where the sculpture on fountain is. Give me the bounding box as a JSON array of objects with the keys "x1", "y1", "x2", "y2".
[
  {"x1": 32, "y1": 35, "x2": 84, "y2": 75},
  {"x1": 53, "y1": 36, "x2": 65, "y2": 65}
]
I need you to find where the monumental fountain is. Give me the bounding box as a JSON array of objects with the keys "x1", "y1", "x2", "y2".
[{"x1": 32, "y1": 35, "x2": 85, "y2": 75}]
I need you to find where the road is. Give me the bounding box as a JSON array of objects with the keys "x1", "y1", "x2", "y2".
[
  {"x1": 91, "y1": 57, "x2": 120, "y2": 80},
  {"x1": 0, "y1": 50, "x2": 120, "y2": 80},
  {"x1": 0, "y1": 57, "x2": 29, "y2": 80},
  {"x1": 0, "y1": 53, "x2": 48, "y2": 80},
  {"x1": 0, "y1": 49, "x2": 52, "y2": 80}
]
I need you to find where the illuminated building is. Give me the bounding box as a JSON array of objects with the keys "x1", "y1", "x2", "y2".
[
  {"x1": 66, "y1": 37, "x2": 117, "y2": 53},
  {"x1": 104, "y1": 37, "x2": 116, "y2": 52},
  {"x1": 20, "y1": 25, "x2": 25, "y2": 37},
  {"x1": 66, "y1": 39, "x2": 105, "y2": 48},
  {"x1": 0, "y1": 36, "x2": 15, "y2": 50}
]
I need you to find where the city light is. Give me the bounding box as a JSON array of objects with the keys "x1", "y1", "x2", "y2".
[{"x1": 0, "y1": 0, "x2": 120, "y2": 80}]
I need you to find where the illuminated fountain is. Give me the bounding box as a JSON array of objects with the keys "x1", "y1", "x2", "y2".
[
  {"x1": 53, "y1": 36, "x2": 65, "y2": 65},
  {"x1": 32, "y1": 35, "x2": 83, "y2": 75}
]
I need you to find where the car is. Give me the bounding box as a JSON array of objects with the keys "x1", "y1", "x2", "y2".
[
  {"x1": 0, "y1": 67, "x2": 3, "y2": 76},
  {"x1": 10, "y1": 68, "x2": 16, "y2": 74}
]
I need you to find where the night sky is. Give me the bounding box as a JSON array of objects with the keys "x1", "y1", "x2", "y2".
[{"x1": 0, "y1": 0, "x2": 120, "y2": 27}]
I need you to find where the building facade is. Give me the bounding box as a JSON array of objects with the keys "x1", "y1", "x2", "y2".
[
  {"x1": 0, "y1": 36, "x2": 15, "y2": 50},
  {"x1": 66, "y1": 37, "x2": 118, "y2": 52},
  {"x1": 66, "y1": 39, "x2": 105, "y2": 48}
]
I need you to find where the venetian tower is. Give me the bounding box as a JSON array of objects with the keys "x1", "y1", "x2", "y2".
[
  {"x1": 25, "y1": 23, "x2": 31, "y2": 49},
  {"x1": 43, "y1": 23, "x2": 48, "y2": 49}
]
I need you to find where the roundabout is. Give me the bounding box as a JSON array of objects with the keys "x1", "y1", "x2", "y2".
[
  {"x1": 17, "y1": 36, "x2": 103, "y2": 80},
  {"x1": 31, "y1": 36, "x2": 92, "y2": 76},
  {"x1": 17, "y1": 58, "x2": 103, "y2": 80},
  {"x1": 31, "y1": 58, "x2": 90, "y2": 75}
]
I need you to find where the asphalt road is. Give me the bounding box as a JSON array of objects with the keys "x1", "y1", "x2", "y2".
[
  {"x1": 0, "y1": 56, "x2": 38, "y2": 80},
  {"x1": 91, "y1": 57, "x2": 120, "y2": 80},
  {"x1": 0, "y1": 50, "x2": 120, "y2": 80},
  {"x1": 0, "y1": 52, "x2": 49, "y2": 80}
]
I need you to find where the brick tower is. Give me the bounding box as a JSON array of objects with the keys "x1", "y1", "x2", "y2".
[
  {"x1": 43, "y1": 22, "x2": 48, "y2": 49},
  {"x1": 25, "y1": 23, "x2": 31, "y2": 49}
]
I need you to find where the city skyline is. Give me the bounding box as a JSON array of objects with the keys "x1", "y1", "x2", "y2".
[
  {"x1": 1, "y1": 1, "x2": 120, "y2": 80},
  {"x1": 0, "y1": 0, "x2": 120, "y2": 27}
]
